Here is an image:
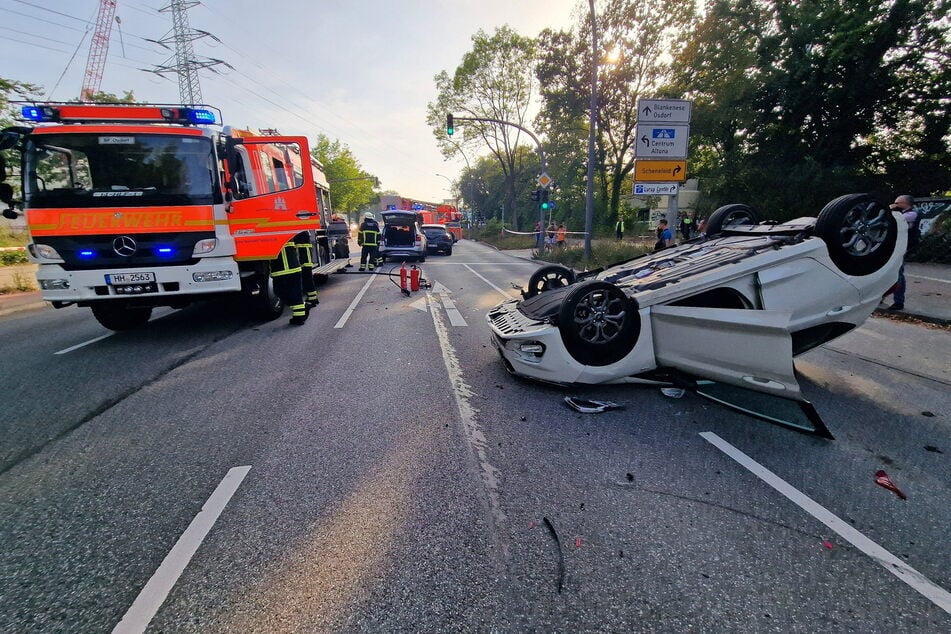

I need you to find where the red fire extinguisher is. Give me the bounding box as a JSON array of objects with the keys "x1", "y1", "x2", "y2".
[
  {"x1": 410, "y1": 265, "x2": 421, "y2": 292},
  {"x1": 399, "y1": 262, "x2": 408, "y2": 292}
]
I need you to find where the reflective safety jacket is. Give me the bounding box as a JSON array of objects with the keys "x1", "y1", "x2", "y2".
[
  {"x1": 358, "y1": 219, "x2": 380, "y2": 246},
  {"x1": 271, "y1": 241, "x2": 302, "y2": 276}
]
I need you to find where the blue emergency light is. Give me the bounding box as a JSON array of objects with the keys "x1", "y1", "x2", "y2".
[
  {"x1": 184, "y1": 108, "x2": 217, "y2": 125},
  {"x1": 156, "y1": 247, "x2": 175, "y2": 256},
  {"x1": 78, "y1": 250, "x2": 96, "y2": 258},
  {"x1": 21, "y1": 106, "x2": 43, "y2": 121}
]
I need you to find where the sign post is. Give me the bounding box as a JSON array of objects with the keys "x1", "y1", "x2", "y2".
[{"x1": 635, "y1": 99, "x2": 692, "y2": 236}]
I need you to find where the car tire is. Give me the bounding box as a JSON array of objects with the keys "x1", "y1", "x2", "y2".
[
  {"x1": 815, "y1": 193, "x2": 897, "y2": 276},
  {"x1": 446, "y1": 246, "x2": 452, "y2": 256},
  {"x1": 418, "y1": 253, "x2": 426, "y2": 263},
  {"x1": 705, "y1": 204, "x2": 760, "y2": 236},
  {"x1": 90, "y1": 303, "x2": 152, "y2": 331},
  {"x1": 525, "y1": 264, "x2": 577, "y2": 299},
  {"x1": 243, "y1": 264, "x2": 284, "y2": 320},
  {"x1": 557, "y1": 280, "x2": 639, "y2": 367}
]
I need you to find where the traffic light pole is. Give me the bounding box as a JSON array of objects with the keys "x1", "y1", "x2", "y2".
[{"x1": 448, "y1": 115, "x2": 549, "y2": 249}]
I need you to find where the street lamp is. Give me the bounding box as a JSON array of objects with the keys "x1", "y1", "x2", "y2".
[{"x1": 435, "y1": 173, "x2": 454, "y2": 199}]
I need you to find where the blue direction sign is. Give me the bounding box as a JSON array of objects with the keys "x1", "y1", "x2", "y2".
[{"x1": 635, "y1": 123, "x2": 689, "y2": 158}]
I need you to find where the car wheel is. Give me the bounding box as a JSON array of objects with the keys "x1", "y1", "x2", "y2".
[
  {"x1": 705, "y1": 204, "x2": 760, "y2": 236},
  {"x1": 815, "y1": 193, "x2": 897, "y2": 276},
  {"x1": 243, "y1": 264, "x2": 284, "y2": 320},
  {"x1": 557, "y1": 281, "x2": 639, "y2": 367},
  {"x1": 525, "y1": 264, "x2": 577, "y2": 299},
  {"x1": 446, "y1": 246, "x2": 452, "y2": 256},
  {"x1": 90, "y1": 303, "x2": 152, "y2": 331},
  {"x1": 418, "y1": 253, "x2": 426, "y2": 263}
]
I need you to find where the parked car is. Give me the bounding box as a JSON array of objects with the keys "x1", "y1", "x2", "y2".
[
  {"x1": 486, "y1": 193, "x2": 905, "y2": 437},
  {"x1": 379, "y1": 210, "x2": 427, "y2": 263},
  {"x1": 422, "y1": 223, "x2": 454, "y2": 255}
]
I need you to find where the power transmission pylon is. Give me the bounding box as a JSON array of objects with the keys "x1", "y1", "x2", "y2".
[
  {"x1": 81, "y1": 0, "x2": 118, "y2": 100},
  {"x1": 149, "y1": 0, "x2": 230, "y2": 105}
]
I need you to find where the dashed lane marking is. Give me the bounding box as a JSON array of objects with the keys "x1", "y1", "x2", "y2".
[{"x1": 113, "y1": 465, "x2": 252, "y2": 633}]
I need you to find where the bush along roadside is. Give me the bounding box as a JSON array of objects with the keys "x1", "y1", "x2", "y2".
[{"x1": 0, "y1": 248, "x2": 29, "y2": 266}]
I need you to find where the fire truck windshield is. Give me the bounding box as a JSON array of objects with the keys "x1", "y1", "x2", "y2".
[{"x1": 23, "y1": 133, "x2": 221, "y2": 208}]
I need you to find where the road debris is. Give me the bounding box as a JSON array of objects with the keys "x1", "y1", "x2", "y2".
[
  {"x1": 874, "y1": 470, "x2": 907, "y2": 500},
  {"x1": 563, "y1": 397, "x2": 622, "y2": 413},
  {"x1": 543, "y1": 516, "x2": 566, "y2": 594}
]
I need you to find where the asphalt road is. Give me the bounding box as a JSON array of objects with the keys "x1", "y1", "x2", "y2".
[{"x1": 0, "y1": 240, "x2": 948, "y2": 632}]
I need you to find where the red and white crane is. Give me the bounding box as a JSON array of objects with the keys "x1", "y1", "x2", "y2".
[{"x1": 80, "y1": 0, "x2": 118, "y2": 100}]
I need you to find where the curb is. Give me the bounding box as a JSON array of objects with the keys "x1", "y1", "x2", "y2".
[{"x1": 872, "y1": 307, "x2": 950, "y2": 329}]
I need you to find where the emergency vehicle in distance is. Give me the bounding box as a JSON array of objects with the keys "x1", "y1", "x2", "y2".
[
  {"x1": 379, "y1": 195, "x2": 462, "y2": 242},
  {"x1": 0, "y1": 102, "x2": 346, "y2": 330}
]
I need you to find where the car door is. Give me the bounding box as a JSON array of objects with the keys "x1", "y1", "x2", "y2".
[
  {"x1": 226, "y1": 136, "x2": 319, "y2": 260},
  {"x1": 651, "y1": 305, "x2": 801, "y2": 399}
]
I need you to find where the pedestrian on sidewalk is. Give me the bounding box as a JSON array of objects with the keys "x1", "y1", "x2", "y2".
[{"x1": 882, "y1": 194, "x2": 919, "y2": 311}]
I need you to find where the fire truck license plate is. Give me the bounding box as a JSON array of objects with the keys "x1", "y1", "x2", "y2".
[{"x1": 105, "y1": 272, "x2": 156, "y2": 285}]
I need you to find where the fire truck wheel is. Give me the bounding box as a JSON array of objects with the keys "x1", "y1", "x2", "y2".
[{"x1": 90, "y1": 303, "x2": 152, "y2": 331}]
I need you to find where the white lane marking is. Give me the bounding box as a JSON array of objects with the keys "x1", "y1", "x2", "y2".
[
  {"x1": 907, "y1": 273, "x2": 950, "y2": 285},
  {"x1": 440, "y1": 294, "x2": 467, "y2": 327},
  {"x1": 428, "y1": 286, "x2": 507, "y2": 538},
  {"x1": 113, "y1": 465, "x2": 252, "y2": 633},
  {"x1": 430, "y1": 281, "x2": 467, "y2": 326},
  {"x1": 334, "y1": 273, "x2": 376, "y2": 329},
  {"x1": 700, "y1": 432, "x2": 951, "y2": 615},
  {"x1": 463, "y1": 264, "x2": 516, "y2": 301},
  {"x1": 55, "y1": 333, "x2": 113, "y2": 355},
  {"x1": 54, "y1": 308, "x2": 177, "y2": 355}
]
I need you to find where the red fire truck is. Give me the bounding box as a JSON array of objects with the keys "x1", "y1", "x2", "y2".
[
  {"x1": 0, "y1": 102, "x2": 346, "y2": 330},
  {"x1": 379, "y1": 195, "x2": 461, "y2": 241}
]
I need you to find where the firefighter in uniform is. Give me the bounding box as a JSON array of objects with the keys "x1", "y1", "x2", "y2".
[
  {"x1": 294, "y1": 230, "x2": 319, "y2": 308},
  {"x1": 357, "y1": 211, "x2": 380, "y2": 271},
  {"x1": 270, "y1": 239, "x2": 308, "y2": 325}
]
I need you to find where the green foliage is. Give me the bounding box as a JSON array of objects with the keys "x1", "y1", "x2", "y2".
[
  {"x1": 79, "y1": 90, "x2": 137, "y2": 103},
  {"x1": 427, "y1": 26, "x2": 537, "y2": 230},
  {"x1": 537, "y1": 240, "x2": 651, "y2": 270},
  {"x1": 310, "y1": 134, "x2": 378, "y2": 213},
  {"x1": 0, "y1": 227, "x2": 29, "y2": 248},
  {"x1": 0, "y1": 249, "x2": 28, "y2": 265},
  {"x1": 535, "y1": 0, "x2": 698, "y2": 225},
  {"x1": 670, "y1": 0, "x2": 950, "y2": 215}
]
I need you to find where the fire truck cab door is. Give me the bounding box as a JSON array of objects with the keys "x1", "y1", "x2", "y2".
[{"x1": 227, "y1": 135, "x2": 318, "y2": 260}]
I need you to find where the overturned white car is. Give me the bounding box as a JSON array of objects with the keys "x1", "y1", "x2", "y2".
[{"x1": 487, "y1": 194, "x2": 905, "y2": 437}]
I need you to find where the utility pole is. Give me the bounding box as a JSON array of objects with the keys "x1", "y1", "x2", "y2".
[
  {"x1": 584, "y1": 0, "x2": 598, "y2": 260},
  {"x1": 150, "y1": 0, "x2": 231, "y2": 104}
]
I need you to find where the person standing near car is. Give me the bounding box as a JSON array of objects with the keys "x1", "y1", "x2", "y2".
[
  {"x1": 615, "y1": 218, "x2": 624, "y2": 241},
  {"x1": 882, "y1": 194, "x2": 919, "y2": 311},
  {"x1": 556, "y1": 222, "x2": 567, "y2": 248},
  {"x1": 654, "y1": 218, "x2": 674, "y2": 251},
  {"x1": 357, "y1": 211, "x2": 380, "y2": 272}
]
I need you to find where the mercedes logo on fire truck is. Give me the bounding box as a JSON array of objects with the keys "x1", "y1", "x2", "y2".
[{"x1": 113, "y1": 235, "x2": 138, "y2": 257}]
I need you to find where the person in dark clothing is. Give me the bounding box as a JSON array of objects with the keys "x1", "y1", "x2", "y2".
[
  {"x1": 271, "y1": 240, "x2": 308, "y2": 325},
  {"x1": 357, "y1": 212, "x2": 380, "y2": 271},
  {"x1": 293, "y1": 231, "x2": 318, "y2": 308}
]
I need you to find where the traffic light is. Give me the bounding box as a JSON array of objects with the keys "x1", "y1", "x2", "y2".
[
  {"x1": 446, "y1": 113, "x2": 454, "y2": 136},
  {"x1": 540, "y1": 189, "x2": 550, "y2": 210},
  {"x1": 530, "y1": 189, "x2": 540, "y2": 202}
]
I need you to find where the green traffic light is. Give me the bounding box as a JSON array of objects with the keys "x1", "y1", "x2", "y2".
[{"x1": 541, "y1": 202, "x2": 550, "y2": 209}]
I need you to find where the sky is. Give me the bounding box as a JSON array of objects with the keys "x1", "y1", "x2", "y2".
[{"x1": 0, "y1": 0, "x2": 582, "y2": 205}]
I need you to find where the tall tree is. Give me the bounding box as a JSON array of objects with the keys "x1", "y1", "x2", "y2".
[
  {"x1": 310, "y1": 134, "x2": 378, "y2": 214},
  {"x1": 428, "y1": 26, "x2": 537, "y2": 230},
  {"x1": 536, "y1": 0, "x2": 697, "y2": 226},
  {"x1": 670, "y1": 0, "x2": 950, "y2": 216}
]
